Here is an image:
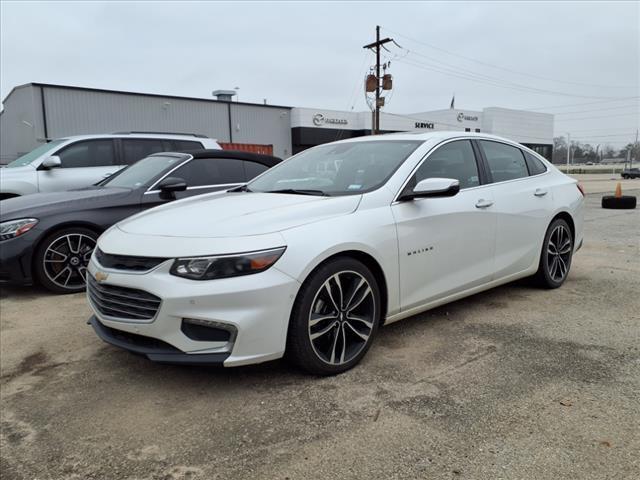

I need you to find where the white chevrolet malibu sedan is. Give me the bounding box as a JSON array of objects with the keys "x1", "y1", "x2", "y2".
[{"x1": 87, "y1": 132, "x2": 584, "y2": 375}]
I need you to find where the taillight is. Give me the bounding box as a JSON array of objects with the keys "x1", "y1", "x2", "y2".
[{"x1": 576, "y1": 183, "x2": 586, "y2": 197}]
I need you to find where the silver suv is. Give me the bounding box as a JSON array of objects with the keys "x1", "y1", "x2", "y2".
[{"x1": 0, "y1": 132, "x2": 220, "y2": 199}]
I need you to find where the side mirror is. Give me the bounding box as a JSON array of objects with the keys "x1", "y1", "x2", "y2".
[
  {"x1": 41, "y1": 155, "x2": 62, "y2": 169},
  {"x1": 399, "y1": 177, "x2": 460, "y2": 201},
  {"x1": 157, "y1": 176, "x2": 187, "y2": 196}
]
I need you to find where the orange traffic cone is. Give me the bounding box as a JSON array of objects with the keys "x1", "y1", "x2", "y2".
[{"x1": 614, "y1": 182, "x2": 622, "y2": 198}]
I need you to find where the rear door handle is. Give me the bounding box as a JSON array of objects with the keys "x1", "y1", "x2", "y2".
[
  {"x1": 534, "y1": 188, "x2": 548, "y2": 197},
  {"x1": 475, "y1": 199, "x2": 493, "y2": 209}
]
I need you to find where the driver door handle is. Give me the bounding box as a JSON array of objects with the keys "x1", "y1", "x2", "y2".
[{"x1": 475, "y1": 199, "x2": 493, "y2": 209}]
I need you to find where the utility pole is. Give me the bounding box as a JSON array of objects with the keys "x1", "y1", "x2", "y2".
[
  {"x1": 632, "y1": 128, "x2": 639, "y2": 170},
  {"x1": 566, "y1": 132, "x2": 571, "y2": 173},
  {"x1": 363, "y1": 26, "x2": 393, "y2": 134}
]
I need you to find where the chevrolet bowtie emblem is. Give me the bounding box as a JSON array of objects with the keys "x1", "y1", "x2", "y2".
[{"x1": 94, "y1": 271, "x2": 109, "y2": 283}]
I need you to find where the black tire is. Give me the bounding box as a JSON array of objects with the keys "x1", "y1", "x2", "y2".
[
  {"x1": 601, "y1": 195, "x2": 637, "y2": 209},
  {"x1": 533, "y1": 218, "x2": 574, "y2": 289},
  {"x1": 286, "y1": 257, "x2": 381, "y2": 375},
  {"x1": 34, "y1": 227, "x2": 98, "y2": 294}
]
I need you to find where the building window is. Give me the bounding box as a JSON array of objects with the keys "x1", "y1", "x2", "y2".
[
  {"x1": 465, "y1": 128, "x2": 471, "y2": 132},
  {"x1": 475, "y1": 128, "x2": 481, "y2": 133}
]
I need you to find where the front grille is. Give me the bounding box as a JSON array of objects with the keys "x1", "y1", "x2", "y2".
[
  {"x1": 94, "y1": 248, "x2": 168, "y2": 272},
  {"x1": 87, "y1": 275, "x2": 161, "y2": 320}
]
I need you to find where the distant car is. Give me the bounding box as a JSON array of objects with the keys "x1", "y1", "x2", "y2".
[
  {"x1": 621, "y1": 168, "x2": 640, "y2": 179},
  {"x1": 0, "y1": 132, "x2": 221, "y2": 199},
  {"x1": 585, "y1": 161, "x2": 594, "y2": 166},
  {"x1": 0, "y1": 150, "x2": 281, "y2": 293}
]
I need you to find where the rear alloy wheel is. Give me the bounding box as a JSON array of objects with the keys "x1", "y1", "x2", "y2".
[
  {"x1": 35, "y1": 227, "x2": 98, "y2": 294},
  {"x1": 287, "y1": 257, "x2": 381, "y2": 375},
  {"x1": 534, "y1": 218, "x2": 573, "y2": 289}
]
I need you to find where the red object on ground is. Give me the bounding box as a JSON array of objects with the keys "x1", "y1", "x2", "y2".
[{"x1": 219, "y1": 143, "x2": 274, "y2": 156}]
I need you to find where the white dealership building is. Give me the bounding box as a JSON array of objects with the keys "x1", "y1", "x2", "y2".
[
  {"x1": 291, "y1": 106, "x2": 554, "y2": 158},
  {"x1": 1, "y1": 83, "x2": 554, "y2": 164}
]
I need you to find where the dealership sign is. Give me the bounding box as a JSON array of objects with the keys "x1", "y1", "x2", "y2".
[
  {"x1": 457, "y1": 112, "x2": 479, "y2": 122},
  {"x1": 414, "y1": 122, "x2": 434, "y2": 129},
  {"x1": 312, "y1": 113, "x2": 348, "y2": 126}
]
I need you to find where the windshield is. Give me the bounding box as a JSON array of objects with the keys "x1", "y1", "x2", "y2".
[
  {"x1": 104, "y1": 155, "x2": 185, "y2": 188},
  {"x1": 248, "y1": 140, "x2": 422, "y2": 196},
  {"x1": 5, "y1": 140, "x2": 66, "y2": 168}
]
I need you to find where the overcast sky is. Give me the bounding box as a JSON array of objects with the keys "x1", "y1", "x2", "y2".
[{"x1": 1, "y1": 1, "x2": 638, "y2": 147}]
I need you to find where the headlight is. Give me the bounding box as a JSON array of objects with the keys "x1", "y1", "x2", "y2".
[
  {"x1": 0, "y1": 218, "x2": 38, "y2": 241},
  {"x1": 170, "y1": 247, "x2": 286, "y2": 280}
]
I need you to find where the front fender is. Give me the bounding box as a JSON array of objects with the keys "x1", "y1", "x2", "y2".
[
  {"x1": 0, "y1": 179, "x2": 38, "y2": 196},
  {"x1": 276, "y1": 206, "x2": 401, "y2": 317}
]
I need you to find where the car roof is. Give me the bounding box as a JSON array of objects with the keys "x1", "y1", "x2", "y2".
[
  {"x1": 150, "y1": 149, "x2": 282, "y2": 167},
  {"x1": 334, "y1": 130, "x2": 524, "y2": 144},
  {"x1": 56, "y1": 133, "x2": 216, "y2": 141}
]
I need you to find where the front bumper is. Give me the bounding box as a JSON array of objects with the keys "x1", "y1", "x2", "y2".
[
  {"x1": 86, "y1": 257, "x2": 300, "y2": 367},
  {"x1": 0, "y1": 233, "x2": 37, "y2": 285},
  {"x1": 89, "y1": 316, "x2": 230, "y2": 365}
]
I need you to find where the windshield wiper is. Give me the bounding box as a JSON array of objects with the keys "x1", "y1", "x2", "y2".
[
  {"x1": 265, "y1": 188, "x2": 329, "y2": 196},
  {"x1": 228, "y1": 184, "x2": 252, "y2": 193}
]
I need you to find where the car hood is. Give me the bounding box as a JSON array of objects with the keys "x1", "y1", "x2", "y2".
[
  {"x1": 116, "y1": 192, "x2": 361, "y2": 238},
  {"x1": 0, "y1": 165, "x2": 35, "y2": 176},
  {"x1": 0, "y1": 187, "x2": 134, "y2": 219}
]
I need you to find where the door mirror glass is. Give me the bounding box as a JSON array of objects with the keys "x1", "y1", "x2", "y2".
[
  {"x1": 401, "y1": 177, "x2": 460, "y2": 201},
  {"x1": 157, "y1": 176, "x2": 187, "y2": 193},
  {"x1": 41, "y1": 155, "x2": 62, "y2": 169}
]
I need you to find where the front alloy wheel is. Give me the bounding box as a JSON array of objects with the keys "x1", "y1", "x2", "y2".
[
  {"x1": 287, "y1": 257, "x2": 381, "y2": 375},
  {"x1": 35, "y1": 227, "x2": 98, "y2": 294},
  {"x1": 535, "y1": 218, "x2": 573, "y2": 289}
]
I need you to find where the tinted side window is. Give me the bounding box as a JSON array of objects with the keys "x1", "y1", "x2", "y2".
[
  {"x1": 413, "y1": 140, "x2": 480, "y2": 189},
  {"x1": 480, "y1": 141, "x2": 529, "y2": 182},
  {"x1": 244, "y1": 161, "x2": 268, "y2": 180},
  {"x1": 122, "y1": 139, "x2": 165, "y2": 165},
  {"x1": 524, "y1": 151, "x2": 547, "y2": 175},
  {"x1": 173, "y1": 158, "x2": 245, "y2": 187},
  {"x1": 172, "y1": 140, "x2": 204, "y2": 151},
  {"x1": 57, "y1": 140, "x2": 115, "y2": 168}
]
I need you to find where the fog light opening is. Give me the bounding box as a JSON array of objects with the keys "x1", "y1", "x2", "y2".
[{"x1": 181, "y1": 318, "x2": 237, "y2": 343}]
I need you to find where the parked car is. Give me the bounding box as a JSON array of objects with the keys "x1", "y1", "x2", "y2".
[
  {"x1": 86, "y1": 132, "x2": 584, "y2": 375},
  {"x1": 0, "y1": 132, "x2": 220, "y2": 199},
  {"x1": 621, "y1": 167, "x2": 640, "y2": 179},
  {"x1": 0, "y1": 150, "x2": 281, "y2": 293}
]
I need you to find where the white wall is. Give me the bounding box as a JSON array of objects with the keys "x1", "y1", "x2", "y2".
[
  {"x1": 291, "y1": 106, "x2": 553, "y2": 146},
  {"x1": 482, "y1": 107, "x2": 553, "y2": 145}
]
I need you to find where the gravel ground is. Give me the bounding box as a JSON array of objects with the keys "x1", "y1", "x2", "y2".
[{"x1": 1, "y1": 190, "x2": 639, "y2": 480}]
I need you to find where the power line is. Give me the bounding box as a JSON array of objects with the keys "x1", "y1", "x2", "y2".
[
  {"x1": 568, "y1": 133, "x2": 639, "y2": 138},
  {"x1": 397, "y1": 47, "x2": 631, "y2": 100},
  {"x1": 395, "y1": 57, "x2": 631, "y2": 100},
  {"x1": 384, "y1": 27, "x2": 637, "y2": 90},
  {"x1": 555, "y1": 112, "x2": 640, "y2": 121},
  {"x1": 520, "y1": 97, "x2": 640, "y2": 112},
  {"x1": 554, "y1": 105, "x2": 639, "y2": 115}
]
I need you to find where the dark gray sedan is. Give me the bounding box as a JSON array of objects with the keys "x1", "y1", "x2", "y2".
[{"x1": 0, "y1": 150, "x2": 281, "y2": 293}]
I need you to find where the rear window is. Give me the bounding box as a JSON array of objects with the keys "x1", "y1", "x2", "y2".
[
  {"x1": 524, "y1": 151, "x2": 548, "y2": 175},
  {"x1": 480, "y1": 140, "x2": 529, "y2": 182},
  {"x1": 173, "y1": 158, "x2": 245, "y2": 186},
  {"x1": 244, "y1": 161, "x2": 268, "y2": 180},
  {"x1": 172, "y1": 140, "x2": 204, "y2": 150},
  {"x1": 121, "y1": 139, "x2": 166, "y2": 165}
]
